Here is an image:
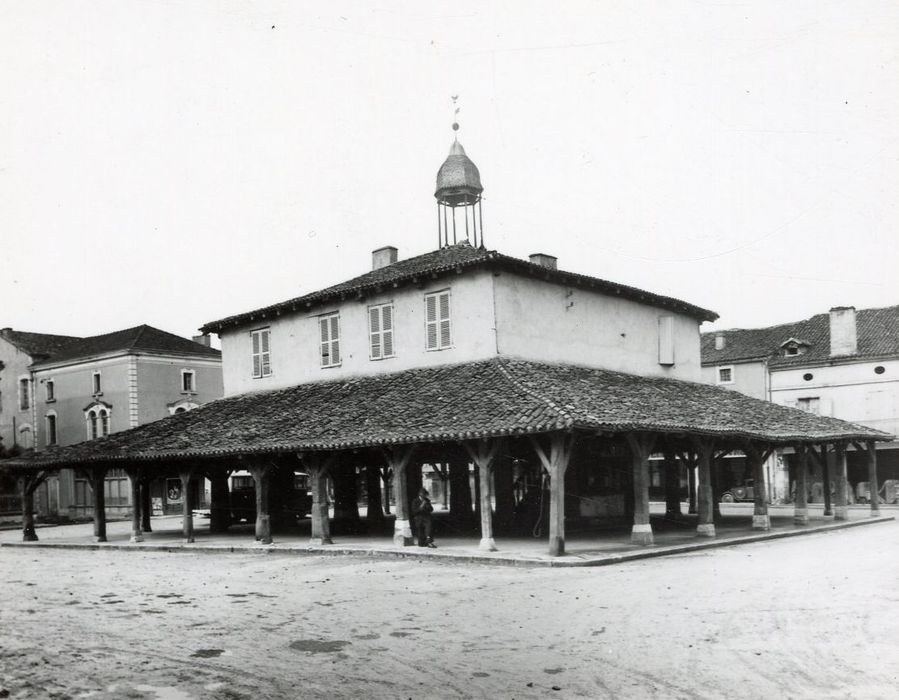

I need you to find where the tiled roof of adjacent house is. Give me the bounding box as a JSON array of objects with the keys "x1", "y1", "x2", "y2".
[
  {"x1": 200, "y1": 243, "x2": 718, "y2": 334},
  {"x1": 701, "y1": 306, "x2": 899, "y2": 368},
  {"x1": 13, "y1": 358, "x2": 888, "y2": 468},
  {"x1": 30, "y1": 325, "x2": 220, "y2": 367},
  {"x1": 0, "y1": 329, "x2": 82, "y2": 360}
]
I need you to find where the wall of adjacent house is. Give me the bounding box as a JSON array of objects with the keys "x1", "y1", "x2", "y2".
[
  {"x1": 0, "y1": 338, "x2": 37, "y2": 452},
  {"x1": 699, "y1": 360, "x2": 768, "y2": 400},
  {"x1": 770, "y1": 358, "x2": 899, "y2": 437},
  {"x1": 219, "y1": 269, "x2": 498, "y2": 396},
  {"x1": 492, "y1": 273, "x2": 704, "y2": 381},
  {"x1": 136, "y1": 356, "x2": 224, "y2": 424}
]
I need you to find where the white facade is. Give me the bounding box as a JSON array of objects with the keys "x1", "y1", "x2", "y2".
[{"x1": 218, "y1": 263, "x2": 705, "y2": 397}]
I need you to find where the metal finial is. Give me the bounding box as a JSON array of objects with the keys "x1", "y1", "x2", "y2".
[{"x1": 451, "y1": 94, "x2": 460, "y2": 132}]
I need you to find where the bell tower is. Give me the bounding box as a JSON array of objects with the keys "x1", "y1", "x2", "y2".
[{"x1": 434, "y1": 98, "x2": 484, "y2": 248}]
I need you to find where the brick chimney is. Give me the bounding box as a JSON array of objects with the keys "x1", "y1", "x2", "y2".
[
  {"x1": 529, "y1": 253, "x2": 558, "y2": 270},
  {"x1": 192, "y1": 334, "x2": 211, "y2": 347},
  {"x1": 829, "y1": 306, "x2": 857, "y2": 356},
  {"x1": 714, "y1": 333, "x2": 726, "y2": 350},
  {"x1": 372, "y1": 246, "x2": 398, "y2": 271}
]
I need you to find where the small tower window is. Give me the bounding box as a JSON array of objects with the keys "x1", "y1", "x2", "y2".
[
  {"x1": 92, "y1": 372, "x2": 102, "y2": 395},
  {"x1": 717, "y1": 366, "x2": 734, "y2": 384},
  {"x1": 181, "y1": 369, "x2": 196, "y2": 393},
  {"x1": 46, "y1": 414, "x2": 57, "y2": 446},
  {"x1": 45, "y1": 379, "x2": 55, "y2": 402}
]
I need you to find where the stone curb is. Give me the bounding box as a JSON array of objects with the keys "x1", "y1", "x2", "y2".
[{"x1": 1, "y1": 515, "x2": 893, "y2": 568}]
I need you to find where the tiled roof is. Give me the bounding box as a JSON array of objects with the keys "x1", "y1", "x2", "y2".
[
  {"x1": 30, "y1": 325, "x2": 220, "y2": 367},
  {"x1": 200, "y1": 243, "x2": 718, "y2": 334},
  {"x1": 701, "y1": 306, "x2": 899, "y2": 368},
  {"x1": 12, "y1": 358, "x2": 889, "y2": 467},
  {"x1": 0, "y1": 329, "x2": 82, "y2": 359}
]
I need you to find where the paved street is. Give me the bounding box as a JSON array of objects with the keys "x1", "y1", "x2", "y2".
[{"x1": 2, "y1": 519, "x2": 898, "y2": 699}]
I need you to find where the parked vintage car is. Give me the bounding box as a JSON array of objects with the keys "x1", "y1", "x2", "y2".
[
  {"x1": 720, "y1": 479, "x2": 755, "y2": 503},
  {"x1": 230, "y1": 472, "x2": 312, "y2": 523}
]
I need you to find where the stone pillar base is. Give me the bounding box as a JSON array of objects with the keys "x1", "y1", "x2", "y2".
[
  {"x1": 630, "y1": 523, "x2": 654, "y2": 546},
  {"x1": 23, "y1": 530, "x2": 38, "y2": 542},
  {"x1": 184, "y1": 536, "x2": 195, "y2": 544},
  {"x1": 548, "y1": 537, "x2": 565, "y2": 557},
  {"x1": 256, "y1": 537, "x2": 273, "y2": 545},
  {"x1": 309, "y1": 536, "x2": 333, "y2": 546},
  {"x1": 793, "y1": 507, "x2": 809, "y2": 525},
  {"x1": 870, "y1": 508, "x2": 881, "y2": 517},
  {"x1": 834, "y1": 506, "x2": 849, "y2": 521},
  {"x1": 696, "y1": 523, "x2": 716, "y2": 537},
  {"x1": 393, "y1": 519, "x2": 413, "y2": 547},
  {"x1": 130, "y1": 532, "x2": 144, "y2": 543},
  {"x1": 478, "y1": 537, "x2": 497, "y2": 552},
  {"x1": 752, "y1": 514, "x2": 770, "y2": 530},
  {"x1": 94, "y1": 536, "x2": 107, "y2": 543}
]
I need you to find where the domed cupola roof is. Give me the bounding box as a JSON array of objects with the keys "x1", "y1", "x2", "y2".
[{"x1": 434, "y1": 139, "x2": 483, "y2": 206}]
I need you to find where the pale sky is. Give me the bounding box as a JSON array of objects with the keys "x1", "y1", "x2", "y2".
[{"x1": 2, "y1": 1, "x2": 897, "y2": 342}]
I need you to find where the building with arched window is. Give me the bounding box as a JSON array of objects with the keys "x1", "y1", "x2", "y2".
[{"x1": 22, "y1": 325, "x2": 223, "y2": 518}]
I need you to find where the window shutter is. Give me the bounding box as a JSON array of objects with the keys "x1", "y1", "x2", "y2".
[
  {"x1": 382, "y1": 305, "x2": 393, "y2": 357},
  {"x1": 439, "y1": 292, "x2": 451, "y2": 347}
]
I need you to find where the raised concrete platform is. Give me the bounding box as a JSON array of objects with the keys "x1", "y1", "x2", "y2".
[{"x1": 1, "y1": 508, "x2": 893, "y2": 568}]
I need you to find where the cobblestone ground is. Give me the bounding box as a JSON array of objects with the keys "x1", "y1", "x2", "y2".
[{"x1": 1, "y1": 520, "x2": 898, "y2": 699}]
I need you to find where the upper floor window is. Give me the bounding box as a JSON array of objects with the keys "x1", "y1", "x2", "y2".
[
  {"x1": 717, "y1": 366, "x2": 734, "y2": 384},
  {"x1": 181, "y1": 369, "x2": 196, "y2": 393},
  {"x1": 797, "y1": 397, "x2": 820, "y2": 415},
  {"x1": 86, "y1": 407, "x2": 110, "y2": 440},
  {"x1": 658, "y1": 316, "x2": 675, "y2": 366},
  {"x1": 425, "y1": 290, "x2": 452, "y2": 351},
  {"x1": 45, "y1": 379, "x2": 55, "y2": 402},
  {"x1": 369, "y1": 303, "x2": 395, "y2": 360},
  {"x1": 319, "y1": 313, "x2": 341, "y2": 368},
  {"x1": 46, "y1": 414, "x2": 57, "y2": 446},
  {"x1": 19, "y1": 378, "x2": 30, "y2": 410},
  {"x1": 92, "y1": 372, "x2": 102, "y2": 395},
  {"x1": 251, "y1": 328, "x2": 272, "y2": 378}
]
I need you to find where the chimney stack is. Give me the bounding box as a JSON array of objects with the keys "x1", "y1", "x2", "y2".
[
  {"x1": 829, "y1": 306, "x2": 857, "y2": 356},
  {"x1": 714, "y1": 333, "x2": 726, "y2": 350},
  {"x1": 529, "y1": 253, "x2": 558, "y2": 270},
  {"x1": 192, "y1": 334, "x2": 211, "y2": 347},
  {"x1": 372, "y1": 246, "x2": 398, "y2": 271}
]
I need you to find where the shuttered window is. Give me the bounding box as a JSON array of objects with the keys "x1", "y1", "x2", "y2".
[
  {"x1": 251, "y1": 328, "x2": 272, "y2": 378},
  {"x1": 320, "y1": 313, "x2": 341, "y2": 367},
  {"x1": 425, "y1": 290, "x2": 452, "y2": 350},
  {"x1": 369, "y1": 303, "x2": 395, "y2": 360}
]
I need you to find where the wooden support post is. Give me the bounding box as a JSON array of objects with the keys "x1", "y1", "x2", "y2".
[
  {"x1": 745, "y1": 443, "x2": 771, "y2": 530},
  {"x1": 794, "y1": 445, "x2": 809, "y2": 525},
  {"x1": 125, "y1": 468, "x2": 144, "y2": 542},
  {"x1": 178, "y1": 465, "x2": 194, "y2": 543},
  {"x1": 304, "y1": 453, "x2": 337, "y2": 545},
  {"x1": 663, "y1": 446, "x2": 681, "y2": 519},
  {"x1": 140, "y1": 477, "x2": 153, "y2": 532},
  {"x1": 531, "y1": 432, "x2": 576, "y2": 556},
  {"x1": 833, "y1": 443, "x2": 849, "y2": 520},
  {"x1": 693, "y1": 439, "x2": 715, "y2": 537},
  {"x1": 627, "y1": 433, "x2": 657, "y2": 545},
  {"x1": 820, "y1": 445, "x2": 833, "y2": 517},
  {"x1": 866, "y1": 441, "x2": 880, "y2": 517},
  {"x1": 249, "y1": 461, "x2": 273, "y2": 544},
  {"x1": 682, "y1": 452, "x2": 698, "y2": 515},
  {"x1": 84, "y1": 465, "x2": 108, "y2": 543},
  {"x1": 463, "y1": 438, "x2": 503, "y2": 551},
  {"x1": 17, "y1": 470, "x2": 48, "y2": 542},
  {"x1": 382, "y1": 445, "x2": 416, "y2": 546}
]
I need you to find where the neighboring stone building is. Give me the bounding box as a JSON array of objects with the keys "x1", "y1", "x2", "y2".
[
  {"x1": 702, "y1": 305, "x2": 899, "y2": 503},
  {"x1": 27, "y1": 325, "x2": 223, "y2": 518},
  {"x1": 0, "y1": 329, "x2": 81, "y2": 515}
]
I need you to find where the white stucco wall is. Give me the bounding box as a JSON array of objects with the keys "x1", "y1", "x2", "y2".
[
  {"x1": 492, "y1": 273, "x2": 703, "y2": 381},
  {"x1": 700, "y1": 360, "x2": 768, "y2": 400},
  {"x1": 219, "y1": 270, "x2": 499, "y2": 396},
  {"x1": 770, "y1": 358, "x2": 899, "y2": 436}
]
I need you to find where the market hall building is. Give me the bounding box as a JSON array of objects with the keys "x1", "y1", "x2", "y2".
[{"x1": 2, "y1": 133, "x2": 891, "y2": 555}]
